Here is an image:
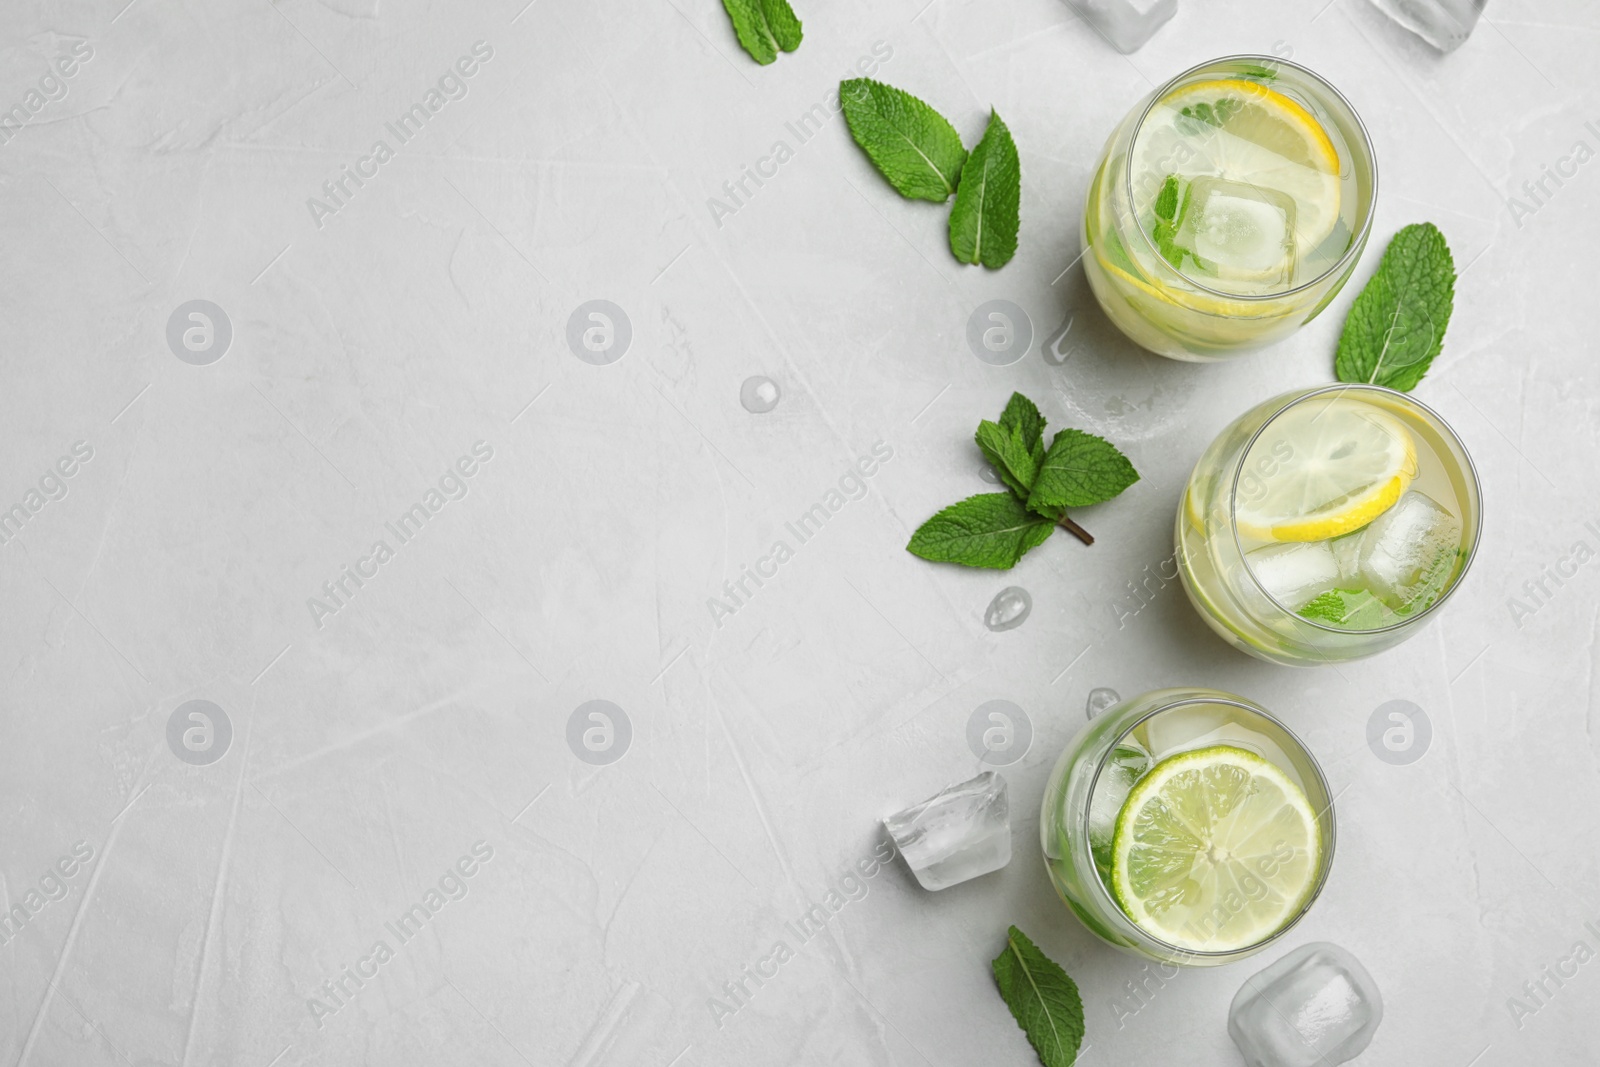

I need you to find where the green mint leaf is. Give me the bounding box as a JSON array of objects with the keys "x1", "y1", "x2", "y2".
[
  {"x1": 906, "y1": 493, "x2": 1054, "y2": 569},
  {"x1": 1026, "y1": 429, "x2": 1140, "y2": 513},
  {"x1": 721, "y1": 0, "x2": 802, "y2": 64},
  {"x1": 1335, "y1": 222, "x2": 1455, "y2": 392},
  {"x1": 975, "y1": 420, "x2": 1039, "y2": 498},
  {"x1": 991, "y1": 926, "x2": 1084, "y2": 1067},
  {"x1": 998, "y1": 392, "x2": 1046, "y2": 457},
  {"x1": 1154, "y1": 175, "x2": 1182, "y2": 223},
  {"x1": 839, "y1": 78, "x2": 966, "y2": 202},
  {"x1": 949, "y1": 109, "x2": 1020, "y2": 268},
  {"x1": 1299, "y1": 588, "x2": 1389, "y2": 629}
]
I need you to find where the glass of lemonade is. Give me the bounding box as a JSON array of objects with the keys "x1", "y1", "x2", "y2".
[
  {"x1": 1177, "y1": 384, "x2": 1481, "y2": 667},
  {"x1": 1041, "y1": 688, "x2": 1335, "y2": 966},
  {"x1": 1082, "y1": 56, "x2": 1377, "y2": 360}
]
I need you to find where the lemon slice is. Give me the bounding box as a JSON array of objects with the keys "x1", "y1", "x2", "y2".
[
  {"x1": 1135, "y1": 78, "x2": 1342, "y2": 262},
  {"x1": 1110, "y1": 745, "x2": 1321, "y2": 953},
  {"x1": 1234, "y1": 397, "x2": 1417, "y2": 543}
]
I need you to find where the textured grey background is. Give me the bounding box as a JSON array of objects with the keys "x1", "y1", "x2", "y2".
[{"x1": 1, "y1": 0, "x2": 1597, "y2": 1064}]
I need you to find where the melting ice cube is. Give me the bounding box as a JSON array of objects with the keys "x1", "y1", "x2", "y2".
[
  {"x1": 883, "y1": 772, "x2": 1011, "y2": 891},
  {"x1": 1086, "y1": 741, "x2": 1151, "y2": 880},
  {"x1": 1370, "y1": 0, "x2": 1486, "y2": 53},
  {"x1": 1229, "y1": 942, "x2": 1383, "y2": 1067},
  {"x1": 1085, "y1": 686, "x2": 1122, "y2": 720},
  {"x1": 1065, "y1": 0, "x2": 1177, "y2": 54},
  {"x1": 1244, "y1": 540, "x2": 1341, "y2": 611},
  {"x1": 1357, "y1": 491, "x2": 1462, "y2": 611},
  {"x1": 1174, "y1": 177, "x2": 1297, "y2": 284}
]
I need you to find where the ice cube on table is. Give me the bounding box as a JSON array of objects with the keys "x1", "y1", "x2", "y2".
[
  {"x1": 1174, "y1": 177, "x2": 1297, "y2": 284},
  {"x1": 1065, "y1": 0, "x2": 1176, "y2": 54},
  {"x1": 1244, "y1": 540, "x2": 1341, "y2": 611},
  {"x1": 1229, "y1": 942, "x2": 1383, "y2": 1067},
  {"x1": 1357, "y1": 491, "x2": 1461, "y2": 611},
  {"x1": 1369, "y1": 0, "x2": 1486, "y2": 52},
  {"x1": 883, "y1": 772, "x2": 1010, "y2": 891}
]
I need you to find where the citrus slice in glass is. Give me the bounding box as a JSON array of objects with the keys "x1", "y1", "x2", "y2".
[
  {"x1": 1134, "y1": 78, "x2": 1342, "y2": 263},
  {"x1": 1234, "y1": 397, "x2": 1417, "y2": 543},
  {"x1": 1110, "y1": 745, "x2": 1322, "y2": 953}
]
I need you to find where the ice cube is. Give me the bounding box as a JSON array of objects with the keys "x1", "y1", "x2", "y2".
[
  {"x1": 883, "y1": 772, "x2": 1011, "y2": 891},
  {"x1": 1356, "y1": 491, "x2": 1461, "y2": 611},
  {"x1": 1328, "y1": 531, "x2": 1363, "y2": 583},
  {"x1": 1229, "y1": 942, "x2": 1383, "y2": 1067},
  {"x1": 1244, "y1": 540, "x2": 1341, "y2": 611},
  {"x1": 1087, "y1": 741, "x2": 1151, "y2": 879},
  {"x1": 1065, "y1": 0, "x2": 1177, "y2": 54},
  {"x1": 1174, "y1": 177, "x2": 1297, "y2": 284},
  {"x1": 1369, "y1": 0, "x2": 1486, "y2": 53}
]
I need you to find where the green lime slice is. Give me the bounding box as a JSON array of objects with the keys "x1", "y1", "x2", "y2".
[{"x1": 1110, "y1": 745, "x2": 1321, "y2": 952}]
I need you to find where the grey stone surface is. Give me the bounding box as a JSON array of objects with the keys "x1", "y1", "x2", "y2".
[{"x1": 0, "y1": 1, "x2": 1596, "y2": 1065}]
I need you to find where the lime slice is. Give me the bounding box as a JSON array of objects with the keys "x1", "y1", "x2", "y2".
[
  {"x1": 1234, "y1": 397, "x2": 1417, "y2": 543},
  {"x1": 1135, "y1": 79, "x2": 1342, "y2": 264},
  {"x1": 1110, "y1": 745, "x2": 1321, "y2": 953}
]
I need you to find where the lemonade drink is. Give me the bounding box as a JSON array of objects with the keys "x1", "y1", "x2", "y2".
[
  {"x1": 1177, "y1": 384, "x2": 1481, "y2": 666},
  {"x1": 1082, "y1": 56, "x2": 1377, "y2": 360},
  {"x1": 1041, "y1": 689, "x2": 1335, "y2": 966}
]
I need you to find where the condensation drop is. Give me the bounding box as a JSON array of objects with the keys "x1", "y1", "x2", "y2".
[
  {"x1": 984, "y1": 586, "x2": 1032, "y2": 632},
  {"x1": 1086, "y1": 687, "x2": 1121, "y2": 719},
  {"x1": 740, "y1": 375, "x2": 781, "y2": 413},
  {"x1": 979, "y1": 464, "x2": 1003, "y2": 484}
]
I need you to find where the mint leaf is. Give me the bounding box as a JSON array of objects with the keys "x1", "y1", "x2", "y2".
[
  {"x1": 991, "y1": 926, "x2": 1084, "y2": 1067},
  {"x1": 840, "y1": 78, "x2": 966, "y2": 202},
  {"x1": 721, "y1": 0, "x2": 802, "y2": 65},
  {"x1": 1026, "y1": 429, "x2": 1139, "y2": 513},
  {"x1": 975, "y1": 421, "x2": 1039, "y2": 498},
  {"x1": 1335, "y1": 222, "x2": 1455, "y2": 392},
  {"x1": 1299, "y1": 588, "x2": 1389, "y2": 629},
  {"x1": 998, "y1": 392, "x2": 1046, "y2": 459},
  {"x1": 906, "y1": 493, "x2": 1053, "y2": 569},
  {"x1": 949, "y1": 109, "x2": 1020, "y2": 269}
]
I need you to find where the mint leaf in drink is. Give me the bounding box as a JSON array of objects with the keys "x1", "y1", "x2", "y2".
[
  {"x1": 1026, "y1": 429, "x2": 1140, "y2": 512},
  {"x1": 721, "y1": 0, "x2": 802, "y2": 65},
  {"x1": 906, "y1": 493, "x2": 1054, "y2": 569},
  {"x1": 991, "y1": 926, "x2": 1084, "y2": 1067},
  {"x1": 1151, "y1": 175, "x2": 1188, "y2": 268},
  {"x1": 949, "y1": 110, "x2": 1020, "y2": 268},
  {"x1": 976, "y1": 418, "x2": 1042, "y2": 498},
  {"x1": 1335, "y1": 222, "x2": 1455, "y2": 392},
  {"x1": 1299, "y1": 588, "x2": 1388, "y2": 629},
  {"x1": 840, "y1": 78, "x2": 967, "y2": 202},
  {"x1": 998, "y1": 392, "x2": 1046, "y2": 460}
]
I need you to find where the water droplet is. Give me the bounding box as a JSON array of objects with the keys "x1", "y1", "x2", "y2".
[
  {"x1": 979, "y1": 464, "x2": 1002, "y2": 485},
  {"x1": 984, "y1": 587, "x2": 1032, "y2": 632},
  {"x1": 740, "y1": 375, "x2": 781, "y2": 413},
  {"x1": 1042, "y1": 311, "x2": 1075, "y2": 366},
  {"x1": 1086, "y1": 687, "x2": 1121, "y2": 720}
]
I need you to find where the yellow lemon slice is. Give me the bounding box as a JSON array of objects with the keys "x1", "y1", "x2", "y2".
[
  {"x1": 1234, "y1": 397, "x2": 1417, "y2": 543},
  {"x1": 1136, "y1": 78, "x2": 1342, "y2": 262}
]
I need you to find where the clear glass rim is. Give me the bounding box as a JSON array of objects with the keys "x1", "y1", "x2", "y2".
[
  {"x1": 1227, "y1": 383, "x2": 1485, "y2": 636},
  {"x1": 1078, "y1": 692, "x2": 1338, "y2": 959},
  {"x1": 1120, "y1": 53, "x2": 1380, "y2": 302}
]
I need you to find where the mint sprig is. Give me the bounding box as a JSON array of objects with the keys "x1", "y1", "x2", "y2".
[
  {"x1": 948, "y1": 110, "x2": 1020, "y2": 269},
  {"x1": 991, "y1": 926, "x2": 1085, "y2": 1067},
  {"x1": 1335, "y1": 222, "x2": 1455, "y2": 392},
  {"x1": 840, "y1": 78, "x2": 966, "y2": 202},
  {"x1": 721, "y1": 0, "x2": 802, "y2": 65},
  {"x1": 906, "y1": 392, "x2": 1139, "y2": 568}
]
